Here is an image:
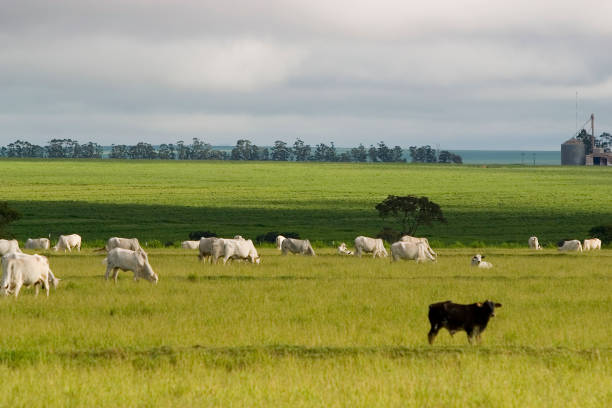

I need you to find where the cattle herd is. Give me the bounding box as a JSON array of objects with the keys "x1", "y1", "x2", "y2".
[{"x1": 0, "y1": 232, "x2": 603, "y2": 344}]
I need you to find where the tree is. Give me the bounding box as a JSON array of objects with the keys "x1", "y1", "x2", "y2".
[
  {"x1": 231, "y1": 139, "x2": 259, "y2": 160},
  {"x1": 0, "y1": 202, "x2": 21, "y2": 237},
  {"x1": 313, "y1": 143, "x2": 337, "y2": 162},
  {"x1": 576, "y1": 129, "x2": 594, "y2": 155},
  {"x1": 157, "y1": 144, "x2": 176, "y2": 160},
  {"x1": 368, "y1": 145, "x2": 378, "y2": 162},
  {"x1": 110, "y1": 144, "x2": 129, "y2": 159},
  {"x1": 293, "y1": 139, "x2": 311, "y2": 161},
  {"x1": 375, "y1": 195, "x2": 447, "y2": 236},
  {"x1": 350, "y1": 144, "x2": 367, "y2": 162},
  {"x1": 271, "y1": 140, "x2": 292, "y2": 161},
  {"x1": 409, "y1": 145, "x2": 437, "y2": 163}
]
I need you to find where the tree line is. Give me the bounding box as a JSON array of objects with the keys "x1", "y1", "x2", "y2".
[{"x1": 0, "y1": 138, "x2": 462, "y2": 163}]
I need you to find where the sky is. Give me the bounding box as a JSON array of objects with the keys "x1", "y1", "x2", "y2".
[{"x1": 1, "y1": 0, "x2": 611, "y2": 150}]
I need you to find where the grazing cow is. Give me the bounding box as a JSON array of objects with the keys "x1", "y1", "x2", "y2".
[
  {"x1": 53, "y1": 234, "x2": 81, "y2": 252},
  {"x1": 213, "y1": 239, "x2": 260, "y2": 265},
  {"x1": 583, "y1": 238, "x2": 602, "y2": 251},
  {"x1": 528, "y1": 236, "x2": 541, "y2": 250},
  {"x1": 400, "y1": 235, "x2": 437, "y2": 259},
  {"x1": 103, "y1": 248, "x2": 158, "y2": 284},
  {"x1": 3, "y1": 252, "x2": 60, "y2": 291},
  {"x1": 181, "y1": 240, "x2": 200, "y2": 250},
  {"x1": 557, "y1": 240, "x2": 582, "y2": 252},
  {"x1": 1, "y1": 252, "x2": 55, "y2": 297},
  {"x1": 104, "y1": 237, "x2": 141, "y2": 252},
  {"x1": 471, "y1": 254, "x2": 493, "y2": 269},
  {"x1": 25, "y1": 238, "x2": 51, "y2": 250},
  {"x1": 275, "y1": 235, "x2": 286, "y2": 250},
  {"x1": 198, "y1": 237, "x2": 219, "y2": 262},
  {"x1": 281, "y1": 238, "x2": 316, "y2": 256},
  {"x1": 0, "y1": 239, "x2": 23, "y2": 256},
  {"x1": 427, "y1": 300, "x2": 502, "y2": 345},
  {"x1": 354, "y1": 236, "x2": 387, "y2": 258},
  {"x1": 337, "y1": 242, "x2": 353, "y2": 255},
  {"x1": 391, "y1": 241, "x2": 435, "y2": 263}
]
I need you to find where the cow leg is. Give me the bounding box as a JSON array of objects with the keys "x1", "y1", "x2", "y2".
[
  {"x1": 14, "y1": 282, "x2": 22, "y2": 298},
  {"x1": 35, "y1": 283, "x2": 39, "y2": 297},
  {"x1": 428, "y1": 325, "x2": 439, "y2": 344},
  {"x1": 105, "y1": 264, "x2": 113, "y2": 280},
  {"x1": 466, "y1": 329, "x2": 476, "y2": 345},
  {"x1": 112, "y1": 268, "x2": 119, "y2": 284}
]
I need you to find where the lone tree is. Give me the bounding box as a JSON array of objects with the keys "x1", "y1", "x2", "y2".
[
  {"x1": 375, "y1": 195, "x2": 446, "y2": 236},
  {"x1": 0, "y1": 202, "x2": 21, "y2": 237}
]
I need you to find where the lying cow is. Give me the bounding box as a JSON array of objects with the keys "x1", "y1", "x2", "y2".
[
  {"x1": 198, "y1": 237, "x2": 219, "y2": 262},
  {"x1": 400, "y1": 235, "x2": 437, "y2": 259},
  {"x1": 53, "y1": 234, "x2": 81, "y2": 252},
  {"x1": 181, "y1": 240, "x2": 200, "y2": 250},
  {"x1": 471, "y1": 254, "x2": 493, "y2": 269},
  {"x1": 391, "y1": 241, "x2": 435, "y2": 263},
  {"x1": 103, "y1": 248, "x2": 158, "y2": 284},
  {"x1": 354, "y1": 236, "x2": 387, "y2": 258},
  {"x1": 275, "y1": 235, "x2": 286, "y2": 250},
  {"x1": 428, "y1": 300, "x2": 502, "y2": 345},
  {"x1": 557, "y1": 239, "x2": 582, "y2": 252},
  {"x1": 337, "y1": 242, "x2": 353, "y2": 255},
  {"x1": 528, "y1": 236, "x2": 541, "y2": 250},
  {"x1": 281, "y1": 238, "x2": 316, "y2": 256},
  {"x1": 0, "y1": 239, "x2": 22, "y2": 256},
  {"x1": 1, "y1": 252, "x2": 57, "y2": 297},
  {"x1": 583, "y1": 238, "x2": 601, "y2": 251},
  {"x1": 212, "y1": 239, "x2": 260, "y2": 264},
  {"x1": 25, "y1": 238, "x2": 51, "y2": 250}
]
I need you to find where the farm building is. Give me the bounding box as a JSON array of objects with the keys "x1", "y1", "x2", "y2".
[{"x1": 561, "y1": 113, "x2": 612, "y2": 166}]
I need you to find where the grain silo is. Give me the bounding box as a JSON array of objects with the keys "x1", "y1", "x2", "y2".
[{"x1": 561, "y1": 138, "x2": 586, "y2": 165}]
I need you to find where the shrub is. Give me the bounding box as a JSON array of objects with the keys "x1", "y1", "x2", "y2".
[
  {"x1": 588, "y1": 225, "x2": 612, "y2": 245},
  {"x1": 255, "y1": 231, "x2": 300, "y2": 244},
  {"x1": 189, "y1": 231, "x2": 217, "y2": 240}
]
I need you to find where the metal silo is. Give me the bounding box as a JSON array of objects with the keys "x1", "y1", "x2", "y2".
[{"x1": 561, "y1": 138, "x2": 586, "y2": 165}]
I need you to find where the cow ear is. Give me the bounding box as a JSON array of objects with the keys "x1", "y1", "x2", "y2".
[
  {"x1": 481, "y1": 255, "x2": 485, "y2": 259},
  {"x1": 494, "y1": 303, "x2": 502, "y2": 308}
]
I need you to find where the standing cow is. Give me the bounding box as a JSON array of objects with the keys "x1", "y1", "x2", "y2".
[
  {"x1": 354, "y1": 236, "x2": 387, "y2": 258},
  {"x1": 400, "y1": 235, "x2": 437, "y2": 259},
  {"x1": 53, "y1": 234, "x2": 81, "y2": 252},
  {"x1": 528, "y1": 236, "x2": 541, "y2": 250},
  {"x1": 557, "y1": 240, "x2": 582, "y2": 252},
  {"x1": 391, "y1": 241, "x2": 435, "y2": 263},
  {"x1": 0, "y1": 239, "x2": 22, "y2": 256},
  {"x1": 212, "y1": 239, "x2": 260, "y2": 264},
  {"x1": 275, "y1": 235, "x2": 286, "y2": 250},
  {"x1": 104, "y1": 237, "x2": 141, "y2": 251},
  {"x1": 428, "y1": 300, "x2": 502, "y2": 345},
  {"x1": 25, "y1": 238, "x2": 51, "y2": 250},
  {"x1": 281, "y1": 238, "x2": 316, "y2": 256},
  {"x1": 181, "y1": 240, "x2": 200, "y2": 249},
  {"x1": 103, "y1": 248, "x2": 158, "y2": 284},
  {"x1": 198, "y1": 237, "x2": 219, "y2": 262},
  {"x1": 583, "y1": 238, "x2": 601, "y2": 251},
  {"x1": 1, "y1": 252, "x2": 56, "y2": 297}
]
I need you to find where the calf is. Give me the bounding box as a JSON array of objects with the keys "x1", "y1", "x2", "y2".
[
  {"x1": 471, "y1": 254, "x2": 493, "y2": 269},
  {"x1": 337, "y1": 242, "x2": 353, "y2": 255},
  {"x1": 427, "y1": 300, "x2": 502, "y2": 345}
]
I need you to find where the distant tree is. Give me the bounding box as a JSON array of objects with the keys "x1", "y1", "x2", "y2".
[
  {"x1": 110, "y1": 144, "x2": 129, "y2": 159},
  {"x1": 46, "y1": 139, "x2": 79, "y2": 158},
  {"x1": 409, "y1": 145, "x2": 437, "y2": 163},
  {"x1": 190, "y1": 138, "x2": 214, "y2": 160},
  {"x1": 129, "y1": 142, "x2": 156, "y2": 159},
  {"x1": 78, "y1": 142, "x2": 103, "y2": 158},
  {"x1": 576, "y1": 129, "x2": 594, "y2": 155},
  {"x1": 176, "y1": 140, "x2": 191, "y2": 160},
  {"x1": 376, "y1": 141, "x2": 393, "y2": 162},
  {"x1": 391, "y1": 146, "x2": 405, "y2": 162},
  {"x1": 293, "y1": 139, "x2": 312, "y2": 161},
  {"x1": 337, "y1": 152, "x2": 351, "y2": 162},
  {"x1": 271, "y1": 140, "x2": 292, "y2": 161},
  {"x1": 375, "y1": 195, "x2": 447, "y2": 236},
  {"x1": 597, "y1": 132, "x2": 612, "y2": 150},
  {"x1": 350, "y1": 144, "x2": 367, "y2": 162},
  {"x1": 157, "y1": 144, "x2": 176, "y2": 160},
  {"x1": 0, "y1": 202, "x2": 21, "y2": 237},
  {"x1": 313, "y1": 142, "x2": 337, "y2": 162},
  {"x1": 368, "y1": 145, "x2": 378, "y2": 162},
  {"x1": 231, "y1": 139, "x2": 259, "y2": 160},
  {"x1": 5, "y1": 140, "x2": 45, "y2": 158},
  {"x1": 257, "y1": 147, "x2": 269, "y2": 161}
]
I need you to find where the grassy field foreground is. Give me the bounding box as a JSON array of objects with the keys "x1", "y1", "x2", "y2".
[
  {"x1": 0, "y1": 247, "x2": 610, "y2": 406},
  {"x1": 2, "y1": 159, "x2": 611, "y2": 245}
]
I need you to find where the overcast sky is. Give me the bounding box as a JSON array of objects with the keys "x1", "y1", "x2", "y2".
[{"x1": 1, "y1": 0, "x2": 611, "y2": 150}]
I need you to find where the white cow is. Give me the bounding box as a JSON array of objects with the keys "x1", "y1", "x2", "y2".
[
  {"x1": 3, "y1": 252, "x2": 60, "y2": 290},
  {"x1": 354, "y1": 236, "x2": 387, "y2": 258},
  {"x1": 528, "y1": 236, "x2": 541, "y2": 250},
  {"x1": 181, "y1": 240, "x2": 200, "y2": 249},
  {"x1": 1, "y1": 252, "x2": 55, "y2": 297},
  {"x1": 25, "y1": 238, "x2": 51, "y2": 250},
  {"x1": 0, "y1": 239, "x2": 22, "y2": 256},
  {"x1": 391, "y1": 241, "x2": 435, "y2": 263},
  {"x1": 583, "y1": 238, "x2": 602, "y2": 251},
  {"x1": 471, "y1": 254, "x2": 493, "y2": 269},
  {"x1": 105, "y1": 237, "x2": 141, "y2": 251},
  {"x1": 281, "y1": 238, "x2": 316, "y2": 256},
  {"x1": 53, "y1": 234, "x2": 81, "y2": 252},
  {"x1": 558, "y1": 240, "x2": 582, "y2": 252},
  {"x1": 233, "y1": 235, "x2": 245, "y2": 240},
  {"x1": 400, "y1": 235, "x2": 437, "y2": 259},
  {"x1": 103, "y1": 248, "x2": 158, "y2": 284},
  {"x1": 198, "y1": 237, "x2": 219, "y2": 262},
  {"x1": 275, "y1": 235, "x2": 286, "y2": 250},
  {"x1": 337, "y1": 242, "x2": 353, "y2": 255},
  {"x1": 213, "y1": 239, "x2": 260, "y2": 265}
]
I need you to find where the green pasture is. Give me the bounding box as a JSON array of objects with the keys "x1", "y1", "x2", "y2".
[
  {"x1": 0, "y1": 248, "x2": 611, "y2": 406},
  {"x1": 1, "y1": 159, "x2": 611, "y2": 245}
]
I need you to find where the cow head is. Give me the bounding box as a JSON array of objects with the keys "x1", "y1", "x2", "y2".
[
  {"x1": 136, "y1": 249, "x2": 158, "y2": 284},
  {"x1": 471, "y1": 254, "x2": 483, "y2": 265},
  {"x1": 481, "y1": 300, "x2": 502, "y2": 317}
]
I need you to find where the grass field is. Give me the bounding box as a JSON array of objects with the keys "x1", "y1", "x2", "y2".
[
  {"x1": 1, "y1": 247, "x2": 611, "y2": 406},
  {"x1": 2, "y1": 159, "x2": 611, "y2": 245},
  {"x1": 1, "y1": 160, "x2": 611, "y2": 406}
]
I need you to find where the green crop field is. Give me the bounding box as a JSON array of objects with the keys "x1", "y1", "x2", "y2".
[
  {"x1": 1, "y1": 159, "x2": 611, "y2": 246},
  {"x1": 1, "y1": 160, "x2": 611, "y2": 406}
]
